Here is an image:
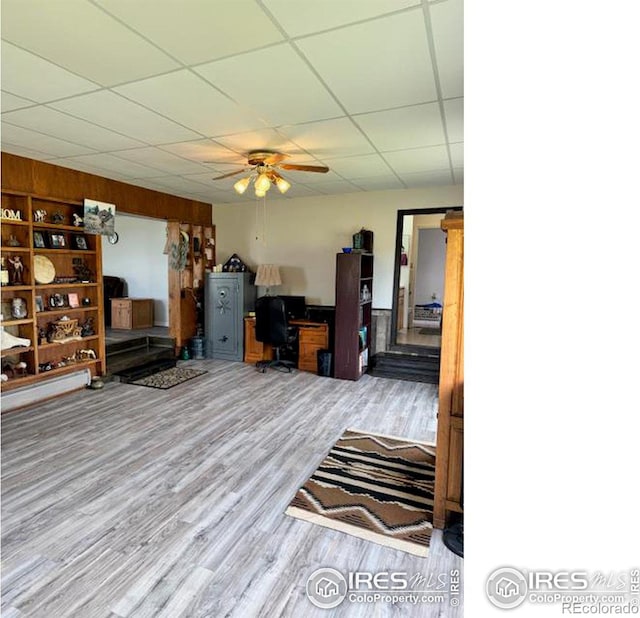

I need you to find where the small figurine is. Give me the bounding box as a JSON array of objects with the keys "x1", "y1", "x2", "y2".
[
  {"x1": 72, "y1": 258, "x2": 93, "y2": 282},
  {"x1": 7, "y1": 234, "x2": 21, "y2": 247},
  {"x1": 34, "y1": 209, "x2": 47, "y2": 222},
  {"x1": 52, "y1": 212, "x2": 65, "y2": 224},
  {"x1": 8, "y1": 255, "x2": 25, "y2": 285},
  {"x1": 80, "y1": 317, "x2": 95, "y2": 337},
  {"x1": 73, "y1": 213, "x2": 83, "y2": 227}
]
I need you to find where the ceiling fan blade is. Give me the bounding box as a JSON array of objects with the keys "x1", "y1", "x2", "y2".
[
  {"x1": 280, "y1": 163, "x2": 329, "y2": 173},
  {"x1": 211, "y1": 168, "x2": 248, "y2": 180}
]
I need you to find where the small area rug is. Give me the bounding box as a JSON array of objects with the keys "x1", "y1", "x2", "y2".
[
  {"x1": 286, "y1": 428, "x2": 436, "y2": 556},
  {"x1": 130, "y1": 367, "x2": 207, "y2": 390}
]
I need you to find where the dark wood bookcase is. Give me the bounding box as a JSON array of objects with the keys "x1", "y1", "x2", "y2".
[{"x1": 334, "y1": 252, "x2": 373, "y2": 380}]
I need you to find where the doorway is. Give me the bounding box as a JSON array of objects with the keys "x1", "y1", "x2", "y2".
[{"x1": 390, "y1": 207, "x2": 462, "y2": 350}]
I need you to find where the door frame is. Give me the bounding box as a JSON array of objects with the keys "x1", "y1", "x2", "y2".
[{"x1": 390, "y1": 206, "x2": 463, "y2": 345}]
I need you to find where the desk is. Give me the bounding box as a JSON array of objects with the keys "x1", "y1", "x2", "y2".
[{"x1": 244, "y1": 317, "x2": 329, "y2": 373}]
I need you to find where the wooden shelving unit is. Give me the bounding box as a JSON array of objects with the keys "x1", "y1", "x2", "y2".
[
  {"x1": 334, "y1": 252, "x2": 374, "y2": 380},
  {"x1": 1, "y1": 190, "x2": 105, "y2": 396},
  {"x1": 167, "y1": 220, "x2": 215, "y2": 350}
]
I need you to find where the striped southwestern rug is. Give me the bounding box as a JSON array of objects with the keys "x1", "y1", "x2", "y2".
[{"x1": 286, "y1": 429, "x2": 436, "y2": 557}]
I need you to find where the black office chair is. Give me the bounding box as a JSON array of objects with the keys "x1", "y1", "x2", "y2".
[{"x1": 254, "y1": 296, "x2": 297, "y2": 373}]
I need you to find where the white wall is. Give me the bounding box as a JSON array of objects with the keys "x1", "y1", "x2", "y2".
[
  {"x1": 101, "y1": 214, "x2": 169, "y2": 326},
  {"x1": 399, "y1": 215, "x2": 413, "y2": 328},
  {"x1": 213, "y1": 186, "x2": 462, "y2": 309}
]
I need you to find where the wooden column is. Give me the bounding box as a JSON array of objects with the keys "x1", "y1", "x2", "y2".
[{"x1": 433, "y1": 212, "x2": 464, "y2": 529}]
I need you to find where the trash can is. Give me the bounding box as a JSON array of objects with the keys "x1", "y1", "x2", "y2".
[
  {"x1": 317, "y1": 349, "x2": 332, "y2": 377},
  {"x1": 190, "y1": 336, "x2": 206, "y2": 360}
]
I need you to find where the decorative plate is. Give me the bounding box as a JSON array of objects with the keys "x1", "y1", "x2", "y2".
[{"x1": 34, "y1": 255, "x2": 56, "y2": 284}]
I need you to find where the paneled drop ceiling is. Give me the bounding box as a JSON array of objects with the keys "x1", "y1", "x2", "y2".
[{"x1": 0, "y1": 0, "x2": 463, "y2": 204}]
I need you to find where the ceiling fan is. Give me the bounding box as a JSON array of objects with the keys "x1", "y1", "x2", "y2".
[{"x1": 210, "y1": 150, "x2": 329, "y2": 196}]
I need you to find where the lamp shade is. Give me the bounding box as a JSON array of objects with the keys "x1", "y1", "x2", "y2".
[{"x1": 254, "y1": 264, "x2": 282, "y2": 288}]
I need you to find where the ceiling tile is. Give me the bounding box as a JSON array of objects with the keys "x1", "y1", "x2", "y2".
[
  {"x1": 1, "y1": 91, "x2": 37, "y2": 112},
  {"x1": 296, "y1": 10, "x2": 437, "y2": 113},
  {"x1": 399, "y1": 169, "x2": 454, "y2": 186},
  {"x1": 2, "y1": 106, "x2": 144, "y2": 150},
  {"x1": 110, "y1": 147, "x2": 211, "y2": 175},
  {"x1": 384, "y1": 145, "x2": 450, "y2": 174},
  {"x1": 95, "y1": 0, "x2": 284, "y2": 65},
  {"x1": 322, "y1": 153, "x2": 393, "y2": 178},
  {"x1": 430, "y1": 0, "x2": 463, "y2": 99},
  {"x1": 148, "y1": 175, "x2": 215, "y2": 194},
  {"x1": 314, "y1": 181, "x2": 363, "y2": 195},
  {"x1": 0, "y1": 143, "x2": 56, "y2": 161},
  {"x1": 114, "y1": 70, "x2": 266, "y2": 137},
  {"x1": 443, "y1": 97, "x2": 463, "y2": 142},
  {"x1": 1, "y1": 41, "x2": 99, "y2": 102},
  {"x1": 159, "y1": 139, "x2": 243, "y2": 165},
  {"x1": 50, "y1": 91, "x2": 201, "y2": 145},
  {"x1": 0, "y1": 122, "x2": 95, "y2": 157},
  {"x1": 350, "y1": 175, "x2": 405, "y2": 191},
  {"x1": 264, "y1": 0, "x2": 420, "y2": 37},
  {"x1": 62, "y1": 153, "x2": 167, "y2": 179},
  {"x1": 1, "y1": 0, "x2": 179, "y2": 86},
  {"x1": 453, "y1": 167, "x2": 463, "y2": 185},
  {"x1": 355, "y1": 102, "x2": 445, "y2": 151},
  {"x1": 278, "y1": 118, "x2": 375, "y2": 158},
  {"x1": 195, "y1": 44, "x2": 343, "y2": 126},
  {"x1": 449, "y1": 142, "x2": 463, "y2": 167}
]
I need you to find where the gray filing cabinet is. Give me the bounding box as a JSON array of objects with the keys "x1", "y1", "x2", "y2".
[{"x1": 204, "y1": 272, "x2": 256, "y2": 361}]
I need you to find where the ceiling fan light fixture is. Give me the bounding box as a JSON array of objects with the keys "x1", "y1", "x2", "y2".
[
  {"x1": 255, "y1": 172, "x2": 271, "y2": 193},
  {"x1": 233, "y1": 176, "x2": 251, "y2": 195},
  {"x1": 255, "y1": 187, "x2": 267, "y2": 198},
  {"x1": 274, "y1": 176, "x2": 291, "y2": 194}
]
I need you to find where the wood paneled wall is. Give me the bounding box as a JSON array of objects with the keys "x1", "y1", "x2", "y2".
[{"x1": 1, "y1": 153, "x2": 212, "y2": 225}]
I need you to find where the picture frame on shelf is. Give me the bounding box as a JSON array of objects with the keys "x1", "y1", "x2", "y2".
[
  {"x1": 35, "y1": 295, "x2": 45, "y2": 313},
  {"x1": 48, "y1": 232, "x2": 66, "y2": 249},
  {"x1": 33, "y1": 231, "x2": 47, "y2": 248},
  {"x1": 68, "y1": 293, "x2": 79, "y2": 308},
  {"x1": 73, "y1": 234, "x2": 88, "y2": 250}
]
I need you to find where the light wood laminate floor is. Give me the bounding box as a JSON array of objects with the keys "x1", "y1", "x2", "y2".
[{"x1": 1, "y1": 360, "x2": 463, "y2": 617}]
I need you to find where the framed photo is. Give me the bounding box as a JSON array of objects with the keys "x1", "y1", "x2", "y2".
[
  {"x1": 33, "y1": 231, "x2": 47, "y2": 248},
  {"x1": 35, "y1": 295, "x2": 45, "y2": 313},
  {"x1": 48, "y1": 232, "x2": 66, "y2": 249},
  {"x1": 73, "y1": 234, "x2": 88, "y2": 250},
  {"x1": 67, "y1": 293, "x2": 79, "y2": 308}
]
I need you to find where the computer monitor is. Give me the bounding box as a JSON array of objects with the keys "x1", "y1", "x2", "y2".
[{"x1": 279, "y1": 295, "x2": 307, "y2": 321}]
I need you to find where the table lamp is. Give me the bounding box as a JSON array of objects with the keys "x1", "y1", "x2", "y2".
[{"x1": 254, "y1": 264, "x2": 281, "y2": 296}]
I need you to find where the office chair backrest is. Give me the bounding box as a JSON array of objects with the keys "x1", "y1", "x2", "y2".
[{"x1": 255, "y1": 296, "x2": 289, "y2": 345}]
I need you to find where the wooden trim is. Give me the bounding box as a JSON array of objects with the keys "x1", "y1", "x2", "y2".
[
  {"x1": 1, "y1": 153, "x2": 212, "y2": 226},
  {"x1": 433, "y1": 213, "x2": 464, "y2": 529}
]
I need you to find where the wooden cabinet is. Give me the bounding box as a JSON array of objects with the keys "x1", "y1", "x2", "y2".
[
  {"x1": 243, "y1": 317, "x2": 328, "y2": 372},
  {"x1": 433, "y1": 212, "x2": 464, "y2": 528},
  {"x1": 167, "y1": 220, "x2": 215, "y2": 351},
  {"x1": 111, "y1": 298, "x2": 154, "y2": 330},
  {"x1": 1, "y1": 190, "x2": 105, "y2": 395},
  {"x1": 296, "y1": 322, "x2": 329, "y2": 373},
  {"x1": 334, "y1": 252, "x2": 373, "y2": 380},
  {"x1": 244, "y1": 317, "x2": 271, "y2": 364}
]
